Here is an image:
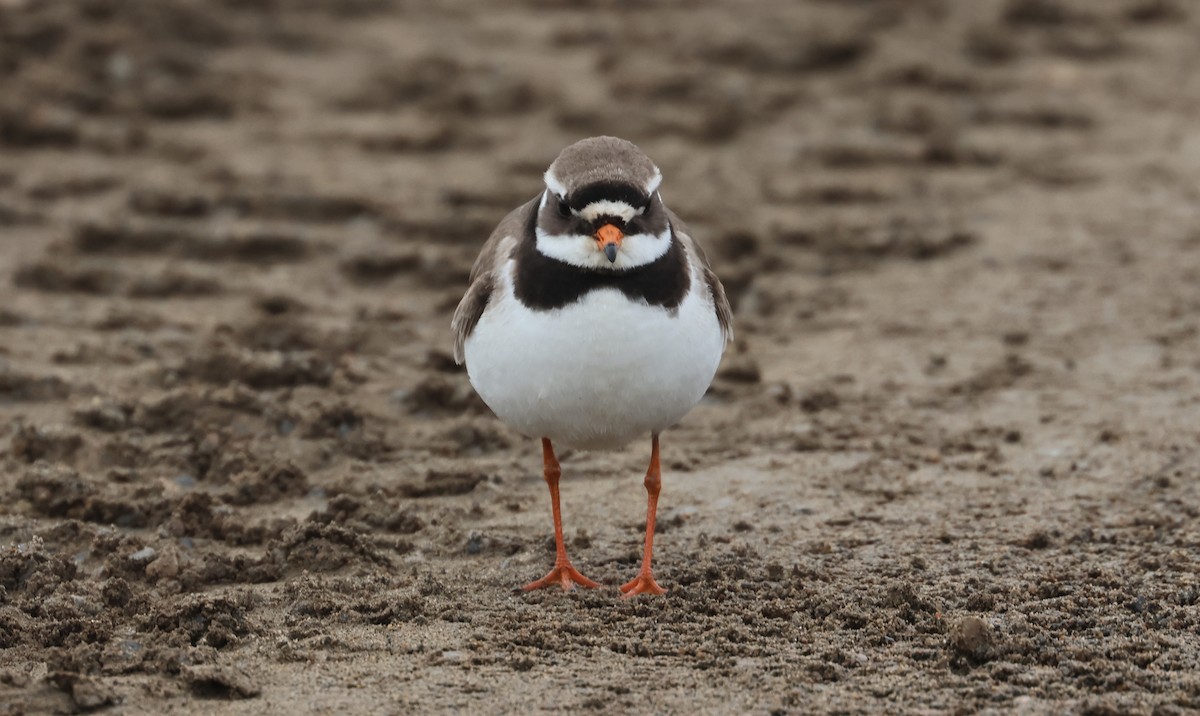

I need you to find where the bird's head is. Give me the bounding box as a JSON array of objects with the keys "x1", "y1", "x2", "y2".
[{"x1": 535, "y1": 136, "x2": 671, "y2": 271}]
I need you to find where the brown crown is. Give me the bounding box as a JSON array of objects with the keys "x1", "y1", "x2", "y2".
[{"x1": 546, "y1": 136, "x2": 660, "y2": 196}]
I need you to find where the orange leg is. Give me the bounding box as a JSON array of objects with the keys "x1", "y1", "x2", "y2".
[
  {"x1": 620, "y1": 434, "x2": 667, "y2": 597},
  {"x1": 522, "y1": 438, "x2": 601, "y2": 592}
]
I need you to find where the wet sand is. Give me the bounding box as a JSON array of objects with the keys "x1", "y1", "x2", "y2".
[{"x1": 1, "y1": 0, "x2": 1199, "y2": 713}]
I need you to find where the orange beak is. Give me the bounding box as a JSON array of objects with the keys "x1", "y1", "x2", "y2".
[{"x1": 594, "y1": 224, "x2": 624, "y2": 263}]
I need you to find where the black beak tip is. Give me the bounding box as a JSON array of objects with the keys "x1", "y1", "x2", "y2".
[{"x1": 604, "y1": 244, "x2": 618, "y2": 263}]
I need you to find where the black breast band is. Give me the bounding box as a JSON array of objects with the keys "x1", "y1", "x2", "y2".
[{"x1": 511, "y1": 204, "x2": 690, "y2": 311}]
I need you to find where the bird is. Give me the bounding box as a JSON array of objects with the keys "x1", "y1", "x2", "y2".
[{"x1": 452, "y1": 136, "x2": 732, "y2": 597}]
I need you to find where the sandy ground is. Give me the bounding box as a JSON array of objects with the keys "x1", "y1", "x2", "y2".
[{"x1": 2, "y1": 0, "x2": 1200, "y2": 713}]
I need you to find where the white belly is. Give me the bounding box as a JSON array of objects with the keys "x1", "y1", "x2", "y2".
[{"x1": 464, "y1": 273, "x2": 725, "y2": 451}]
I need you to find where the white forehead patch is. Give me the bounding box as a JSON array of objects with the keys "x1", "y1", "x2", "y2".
[
  {"x1": 645, "y1": 167, "x2": 662, "y2": 194},
  {"x1": 543, "y1": 170, "x2": 568, "y2": 198},
  {"x1": 580, "y1": 199, "x2": 642, "y2": 223}
]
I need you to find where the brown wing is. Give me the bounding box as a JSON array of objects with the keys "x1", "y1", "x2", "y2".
[
  {"x1": 666, "y1": 207, "x2": 734, "y2": 343},
  {"x1": 451, "y1": 271, "x2": 494, "y2": 364},
  {"x1": 703, "y1": 266, "x2": 734, "y2": 344},
  {"x1": 451, "y1": 197, "x2": 538, "y2": 364}
]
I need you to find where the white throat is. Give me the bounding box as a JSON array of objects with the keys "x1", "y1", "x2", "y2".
[{"x1": 536, "y1": 224, "x2": 672, "y2": 271}]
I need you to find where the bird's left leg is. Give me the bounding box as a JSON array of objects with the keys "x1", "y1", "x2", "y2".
[{"x1": 620, "y1": 433, "x2": 667, "y2": 597}]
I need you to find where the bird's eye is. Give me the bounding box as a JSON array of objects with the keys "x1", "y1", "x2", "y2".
[{"x1": 556, "y1": 198, "x2": 571, "y2": 218}]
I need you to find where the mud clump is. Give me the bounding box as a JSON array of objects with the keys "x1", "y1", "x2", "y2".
[
  {"x1": 0, "y1": 540, "x2": 78, "y2": 601},
  {"x1": 269, "y1": 523, "x2": 391, "y2": 573},
  {"x1": 399, "y1": 471, "x2": 487, "y2": 498},
  {"x1": 178, "y1": 346, "x2": 335, "y2": 389},
  {"x1": 0, "y1": 366, "x2": 72, "y2": 402},
  {"x1": 144, "y1": 593, "x2": 257, "y2": 648},
  {"x1": 340, "y1": 252, "x2": 422, "y2": 283},
  {"x1": 163, "y1": 492, "x2": 273, "y2": 544},
  {"x1": 397, "y1": 375, "x2": 487, "y2": 416},
  {"x1": 51, "y1": 673, "x2": 117, "y2": 711},
  {"x1": 13, "y1": 465, "x2": 95, "y2": 518},
  {"x1": 9, "y1": 424, "x2": 83, "y2": 464},
  {"x1": 126, "y1": 386, "x2": 265, "y2": 434},
  {"x1": 74, "y1": 222, "x2": 311, "y2": 263},
  {"x1": 301, "y1": 403, "x2": 365, "y2": 439},
  {"x1": 227, "y1": 461, "x2": 309, "y2": 506},
  {"x1": 12, "y1": 262, "x2": 122, "y2": 295},
  {"x1": 181, "y1": 663, "x2": 261, "y2": 699},
  {"x1": 310, "y1": 494, "x2": 425, "y2": 534}
]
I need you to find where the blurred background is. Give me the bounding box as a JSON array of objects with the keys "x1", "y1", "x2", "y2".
[{"x1": 2, "y1": 0, "x2": 1199, "y2": 713}]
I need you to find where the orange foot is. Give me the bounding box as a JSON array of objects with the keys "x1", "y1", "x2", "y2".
[
  {"x1": 619, "y1": 571, "x2": 666, "y2": 598},
  {"x1": 522, "y1": 562, "x2": 601, "y2": 592}
]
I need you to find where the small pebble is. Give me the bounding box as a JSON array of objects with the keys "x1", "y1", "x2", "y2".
[{"x1": 948, "y1": 616, "x2": 995, "y2": 663}]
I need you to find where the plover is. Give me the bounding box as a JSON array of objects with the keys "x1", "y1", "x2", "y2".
[{"x1": 452, "y1": 136, "x2": 732, "y2": 596}]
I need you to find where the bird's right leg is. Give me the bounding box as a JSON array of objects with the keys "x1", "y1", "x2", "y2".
[{"x1": 522, "y1": 438, "x2": 601, "y2": 592}]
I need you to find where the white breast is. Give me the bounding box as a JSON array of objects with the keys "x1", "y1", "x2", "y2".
[{"x1": 463, "y1": 264, "x2": 725, "y2": 451}]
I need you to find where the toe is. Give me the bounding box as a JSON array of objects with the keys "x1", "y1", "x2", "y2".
[
  {"x1": 523, "y1": 563, "x2": 602, "y2": 592},
  {"x1": 619, "y1": 574, "x2": 666, "y2": 597},
  {"x1": 566, "y1": 566, "x2": 601, "y2": 589}
]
